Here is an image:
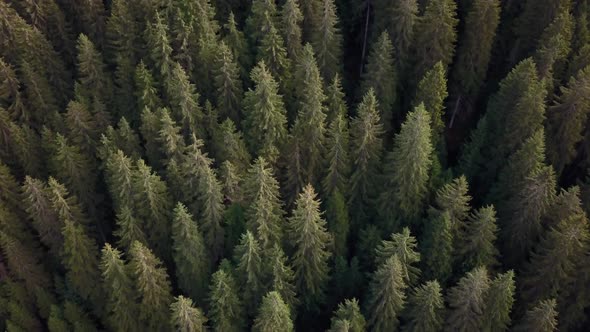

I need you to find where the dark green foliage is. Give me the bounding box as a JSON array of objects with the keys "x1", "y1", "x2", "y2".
[
  {"x1": 328, "y1": 298, "x2": 366, "y2": 332},
  {"x1": 414, "y1": 62, "x2": 448, "y2": 152},
  {"x1": 373, "y1": 0, "x2": 418, "y2": 71},
  {"x1": 435, "y1": 175, "x2": 471, "y2": 233},
  {"x1": 445, "y1": 266, "x2": 490, "y2": 332},
  {"x1": 458, "y1": 206, "x2": 499, "y2": 271},
  {"x1": 312, "y1": 0, "x2": 341, "y2": 81},
  {"x1": 366, "y1": 255, "x2": 407, "y2": 331},
  {"x1": 375, "y1": 227, "x2": 421, "y2": 285},
  {"x1": 234, "y1": 231, "x2": 265, "y2": 313},
  {"x1": 266, "y1": 244, "x2": 298, "y2": 310},
  {"x1": 170, "y1": 296, "x2": 208, "y2": 332},
  {"x1": 514, "y1": 299, "x2": 558, "y2": 332},
  {"x1": 422, "y1": 210, "x2": 453, "y2": 282},
  {"x1": 253, "y1": 291, "x2": 294, "y2": 332},
  {"x1": 326, "y1": 189, "x2": 350, "y2": 258},
  {"x1": 402, "y1": 280, "x2": 444, "y2": 332},
  {"x1": 482, "y1": 270, "x2": 515, "y2": 332},
  {"x1": 208, "y1": 262, "x2": 245, "y2": 332}
]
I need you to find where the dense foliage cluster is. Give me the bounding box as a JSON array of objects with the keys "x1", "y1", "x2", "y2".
[{"x1": 1, "y1": 0, "x2": 590, "y2": 331}]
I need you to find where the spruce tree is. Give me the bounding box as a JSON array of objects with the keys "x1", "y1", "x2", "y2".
[
  {"x1": 412, "y1": 0, "x2": 458, "y2": 79},
  {"x1": 244, "y1": 157, "x2": 285, "y2": 249},
  {"x1": 146, "y1": 12, "x2": 173, "y2": 85},
  {"x1": 534, "y1": 10, "x2": 574, "y2": 79},
  {"x1": 243, "y1": 61, "x2": 288, "y2": 162},
  {"x1": 134, "y1": 61, "x2": 162, "y2": 113},
  {"x1": 129, "y1": 241, "x2": 173, "y2": 331},
  {"x1": 325, "y1": 73, "x2": 348, "y2": 124},
  {"x1": 458, "y1": 206, "x2": 499, "y2": 271},
  {"x1": 75, "y1": 33, "x2": 112, "y2": 107},
  {"x1": 373, "y1": 0, "x2": 418, "y2": 71},
  {"x1": 521, "y1": 214, "x2": 589, "y2": 305},
  {"x1": 312, "y1": 0, "x2": 341, "y2": 81},
  {"x1": 328, "y1": 298, "x2": 366, "y2": 332},
  {"x1": 170, "y1": 296, "x2": 208, "y2": 332},
  {"x1": 361, "y1": 31, "x2": 396, "y2": 133},
  {"x1": 100, "y1": 244, "x2": 139, "y2": 332},
  {"x1": 246, "y1": 0, "x2": 278, "y2": 46},
  {"x1": 402, "y1": 280, "x2": 444, "y2": 332},
  {"x1": 322, "y1": 110, "x2": 350, "y2": 196},
  {"x1": 281, "y1": 0, "x2": 304, "y2": 60},
  {"x1": 266, "y1": 244, "x2": 298, "y2": 310},
  {"x1": 413, "y1": 62, "x2": 448, "y2": 152},
  {"x1": 257, "y1": 21, "x2": 291, "y2": 88},
  {"x1": 451, "y1": 0, "x2": 501, "y2": 101},
  {"x1": 325, "y1": 189, "x2": 350, "y2": 258},
  {"x1": 445, "y1": 266, "x2": 490, "y2": 332},
  {"x1": 252, "y1": 291, "x2": 294, "y2": 332},
  {"x1": 222, "y1": 12, "x2": 250, "y2": 78},
  {"x1": 171, "y1": 203, "x2": 210, "y2": 303},
  {"x1": 435, "y1": 175, "x2": 471, "y2": 232},
  {"x1": 514, "y1": 299, "x2": 558, "y2": 332},
  {"x1": 234, "y1": 231, "x2": 265, "y2": 313},
  {"x1": 482, "y1": 270, "x2": 515, "y2": 332},
  {"x1": 546, "y1": 66, "x2": 590, "y2": 175},
  {"x1": 378, "y1": 104, "x2": 432, "y2": 226},
  {"x1": 166, "y1": 62, "x2": 204, "y2": 138},
  {"x1": 422, "y1": 210, "x2": 453, "y2": 283},
  {"x1": 366, "y1": 255, "x2": 407, "y2": 332},
  {"x1": 214, "y1": 42, "x2": 242, "y2": 123},
  {"x1": 212, "y1": 119, "x2": 251, "y2": 173},
  {"x1": 288, "y1": 184, "x2": 332, "y2": 307},
  {"x1": 375, "y1": 227, "x2": 421, "y2": 285},
  {"x1": 348, "y1": 89, "x2": 383, "y2": 224},
  {"x1": 208, "y1": 263, "x2": 244, "y2": 332}
]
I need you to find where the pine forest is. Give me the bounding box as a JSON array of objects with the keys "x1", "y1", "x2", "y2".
[{"x1": 2, "y1": 0, "x2": 590, "y2": 331}]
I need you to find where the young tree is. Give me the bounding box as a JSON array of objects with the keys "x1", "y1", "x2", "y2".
[
  {"x1": 482, "y1": 270, "x2": 515, "y2": 332},
  {"x1": 514, "y1": 299, "x2": 558, "y2": 332},
  {"x1": 366, "y1": 255, "x2": 407, "y2": 331},
  {"x1": 208, "y1": 263, "x2": 245, "y2": 332},
  {"x1": 244, "y1": 157, "x2": 285, "y2": 249},
  {"x1": 170, "y1": 296, "x2": 208, "y2": 332},
  {"x1": 375, "y1": 227, "x2": 421, "y2": 285},
  {"x1": 100, "y1": 244, "x2": 140, "y2": 332},
  {"x1": 361, "y1": 31, "x2": 396, "y2": 133},
  {"x1": 243, "y1": 61, "x2": 288, "y2": 162},
  {"x1": 288, "y1": 184, "x2": 332, "y2": 308},
  {"x1": 402, "y1": 280, "x2": 445, "y2": 332},
  {"x1": 171, "y1": 203, "x2": 209, "y2": 303},
  {"x1": 129, "y1": 241, "x2": 173, "y2": 331},
  {"x1": 458, "y1": 206, "x2": 499, "y2": 271},
  {"x1": 378, "y1": 104, "x2": 432, "y2": 227},
  {"x1": 252, "y1": 291, "x2": 293, "y2": 332},
  {"x1": 348, "y1": 89, "x2": 383, "y2": 224},
  {"x1": 412, "y1": 0, "x2": 458, "y2": 79},
  {"x1": 234, "y1": 231, "x2": 265, "y2": 313},
  {"x1": 413, "y1": 62, "x2": 448, "y2": 152},
  {"x1": 328, "y1": 298, "x2": 366, "y2": 332},
  {"x1": 445, "y1": 267, "x2": 490, "y2": 332},
  {"x1": 312, "y1": 0, "x2": 341, "y2": 81}
]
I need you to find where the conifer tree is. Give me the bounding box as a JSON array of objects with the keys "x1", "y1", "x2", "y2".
[
  {"x1": 451, "y1": 0, "x2": 500, "y2": 101},
  {"x1": 435, "y1": 175, "x2": 471, "y2": 232},
  {"x1": 458, "y1": 206, "x2": 499, "y2": 271},
  {"x1": 546, "y1": 66, "x2": 590, "y2": 175},
  {"x1": 134, "y1": 61, "x2": 162, "y2": 113},
  {"x1": 422, "y1": 210, "x2": 453, "y2": 282},
  {"x1": 373, "y1": 0, "x2": 418, "y2": 71},
  {"x1": 129, "y1": 241, "x2": 173, "y2": 331},
  {"x1": 171, "y1": 203, "x2": 209, "y2": 303},
  {"x1": 65, "y1": 100, "x2": 99, "y2": 157},
  {"x1": 21, "y1": 176, "x2": 63, "y2": 256},
  {"x1": 0, "y1": 58, "x2": 26, "y2": 123},
  {"x1": 514, "y1": 299, "x2": 558, "y2": 332},
  {"x1": 361, "y1": 31, "x2": 396, "y2": 133},
  {"x1": 534, "y1": 10, "x2": 574, "y2": 79},
  {"x1": 413, "y1": 62, "x2": 448, "y2": 151},
  {"x1": 104, "y1": 150, "x2": 134, "y2": 212},
  {"x1": 146, "y1": 12, "x2": 173, "y2": 85},
  {"x1": 322, "y1": 111, "x2": 350, "y2": 196},
  {"x1": 521, "y1": 214, "x2": 589, "y2": 304},
  {"x1": 378, "y1": 104, "x2": 432, "y2": 226},
  {"x1": 482, "y1": 270, "x2": 515, "y2": 332},
  {"x1": 100, "y1": 244, "x2": 139, "y2": 332},
  {"x1": 412, "y1": 0, "x2": 458, "y2": 79},
  {"x1": 502, "y1": 165, "x2": 557, "y2": 266},
  {"x1": 253, "y1": 291, "x2": 294, "y2": 332},
  {"x1": 366, "y1": 255, "x2": 407, "y2": 332},
  {"x1": 213, "y1": 119, "x2": 251, "y2": 172},
  {"x1": 285, "y1": 44, "x2": 327, "y2": 199},
  {"x1": 281, "y1": 0, "x2": 304, "y2": 60},
  {"x1": 246, "y1": 0, "x2": 278, "y2": 46},
  {"x1": 325, "y1": 73, "x2": 348, "y2": 124},
  {"x1": 214, "y1": 42, "x2": 242, "y2": 123},
  {"x1": 445, "y1": 266, "x2": 490, "y2": 332},
  {"x1": 234, "y1": 231, "x2": 265, "y2": 313},
  {"x1": 348, "y1": 89, "x2": 383, "y2": 224},
  {"x1": 288, "y1": 184, "x2": 332, "y2": 307},
  {"x1": 166, "y1": 62, "x2": 204, "y2": 138},
  {"x1": 266, "y1": 244, "x2": 298, "y2": 310},
  {"x1": 375, "y1": 227, "x2": 421, "y2": 285},
  {"x1": 244, "y1": 157, "x2": 285, "y2": 249},
  {"x1": 170, "y1": 296, "x2": 208, "y2": 332},
  {"x1": 328, "y1": 298, "x2": 366, "y2": 332},
  {"x1": 243, "y1": 61, "x2": 288, "y2": 162},
  {"x1": 208, "y1": 263, "x2": 244, "y2": 332},
  {"x1": 312, "y1": 0, "x2": 341, "y2": 81},
  {"x1": 257, "y1": 21, "x2": 291, "y2": 88},
  {"x1": 402, "y1": 280, "x2": 444, "y2": 332},
  {"x1": 76, "y1": 33, "x2": 112, "y2": 107},
  {"x1": 223, "y1": 12, "x2": 250, "y2": 78},
  {"x1": 326, "y1": 189, "x2": 350, "y2": 258}
]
